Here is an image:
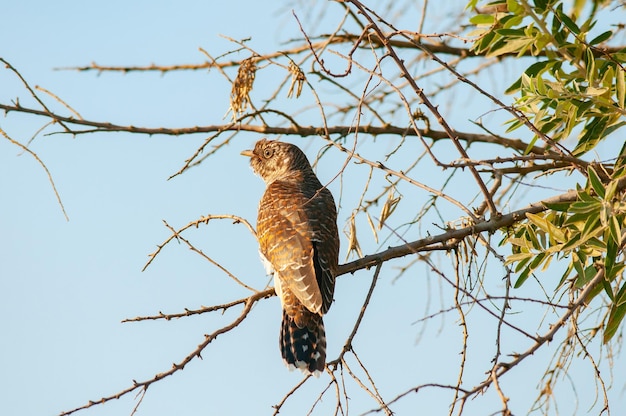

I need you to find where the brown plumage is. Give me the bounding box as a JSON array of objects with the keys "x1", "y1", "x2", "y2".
[{"x1": 241, "y1": 139, "x2": 339, "y2": 375}]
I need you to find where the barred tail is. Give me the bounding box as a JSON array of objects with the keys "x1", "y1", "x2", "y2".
[{"x1": 280, "y1": 309, "x2": 326, "y2": 376}]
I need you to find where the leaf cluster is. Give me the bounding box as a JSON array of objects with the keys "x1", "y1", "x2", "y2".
[
  {"x1": 504, "y1": 165, "x2": 626, "y2": 342},
  {"x1": 470, "y1": 0, "x2": 626, "y2": 154}
]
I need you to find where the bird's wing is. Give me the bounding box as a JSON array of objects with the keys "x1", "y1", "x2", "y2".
[
  {"x1": 257, "y1": 182, "x2": 323, "y2": 314},
  {"x1": 305, "y1": 187, "x2": 338, "y2": 314}
]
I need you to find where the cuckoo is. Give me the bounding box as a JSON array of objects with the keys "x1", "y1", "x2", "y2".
[{"x1": 241, "y1": 139, "x2": 339, "y2": 375}]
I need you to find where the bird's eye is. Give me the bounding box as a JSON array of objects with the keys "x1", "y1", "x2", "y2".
[{"x1": 263, "y1": 148, "x2": 274, "y2": 159}]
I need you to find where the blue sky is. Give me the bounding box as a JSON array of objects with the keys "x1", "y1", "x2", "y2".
[{"x1": 2, "y1": 1, "x2": 625, "y2": 415}]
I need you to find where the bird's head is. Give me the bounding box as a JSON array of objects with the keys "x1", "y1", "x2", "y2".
[{"x1": 241, "y1": 139, "x2": 312, "y2": 184}]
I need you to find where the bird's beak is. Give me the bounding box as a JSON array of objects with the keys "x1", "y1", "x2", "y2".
[{"x1": 240, "y1": 149, "x2": 254, "y2": 158}]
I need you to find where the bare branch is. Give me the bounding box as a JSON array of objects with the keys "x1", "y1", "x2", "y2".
[
  {"x1": 0, "y1": 127, "x2": 69, "y2": 221},
  {"x1": 143, "y1": 214, "x2": 255, "y2": 272},
  {"x1": 329, "y1": 262, "x2": 383, "y2": 367},
  {"x1": 59, "y1": 289, "x2": 272, "y2": 416},
  {"x1": 161, "y1": 220, "x2": 257, "y2": 292},
  {"x1": 0, "y1": 102, "x2": 539, "y2": 154},
  {"x1": 53, "y1": 40, "x2": 626, "y2": 74},
  {"x1": 338, "y1": 187, "x2": 581, "y2": 276}
]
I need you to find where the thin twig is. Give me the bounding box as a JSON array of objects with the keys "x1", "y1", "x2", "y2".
[
  {"x1": 329, "y1": 262, "x2": 383, "y2": 367},
  {"x1": 0, "y1": 127, "x2": 69, "y2": 221},
  {"x1": 143, "y1": 214, "x2": 255, "y2": 272},
  {"x1": 161, "y1": 220, "x2": 257, "y2": 292},
  {"x1": 59, "y1": 290, "x2": 272, "y2": 416},
  {"x1": 121, "y1": 288, "x2": 274, "y2": 323}
]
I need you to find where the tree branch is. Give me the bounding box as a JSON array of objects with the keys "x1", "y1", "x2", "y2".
[
  {"x1": 53, "y1": 40, "x2": 626, "y2": 74},
  {"x1": 0, "y1": 102, "x2": 541, "y2": 154},
  {"x1": 59, "y1": 289, "x2": 272, "y2": 416},
  {"x1": 338, "y1": 187, "x2": 580, "y2": 276}
]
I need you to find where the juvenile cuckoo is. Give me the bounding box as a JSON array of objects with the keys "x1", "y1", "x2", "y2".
[{"x1": 241, "y1": 139, "x2": 339, "y2": 375}]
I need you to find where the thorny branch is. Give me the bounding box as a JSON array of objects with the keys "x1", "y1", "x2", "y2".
[
  {"x1": 55, "y1": 42, "x2": 626, "y2": 75},
  {"x1": 0, "y1": 102, "x2": 539, "y2": 154},
  {"x1": 59, "y1": 289, "x2": 273, "y2": 416},
  {"x1": 0, "y1": 127, "x2": 69, "y2": 221},
  {"x1": 142, "y1": 214, "x2": 256, "y2": 272}
]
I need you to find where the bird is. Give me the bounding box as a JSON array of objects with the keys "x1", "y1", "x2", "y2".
[{"x1": 241, "y1": 138, "x2": 339, "y2": 376}]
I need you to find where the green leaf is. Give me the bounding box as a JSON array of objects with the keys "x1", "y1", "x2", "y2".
[
  {"x1": 604, "y1": 300, "x2": 626, "y2": 343},
  {"x1": 605, "y1": 180, "x2": 619, "y2": 201},
  {"x1": 465, "y1": 0, "x2": 480, "y2": 10},
  {"x1": 527, "y1": 60, "x2": 557, "y2": 76},
  {"x1": 495, "y1": 28, "x2": 525, "y2": 37},
  {"x1": 505, "y1": 59, "x2": 559, "y2": 94},
  {"x1": 575, "y1": 263, "x2": 597, "y2": 288},
  {"x1": 523, "y1": 136, "x2": 539, "y2": 154},
  {"x1": 552, "y1": 13, "x2": 565, "y2": 45},
  {"x1": 471, "y1": 30, "x2": 497, "y2": 54},
  {"x1": 506, "y1": 0, "x2": 523, "y2": 14},
  {"x1": 514, "y1": 255, "x2": 533, "y2": 273},
  {"x1": 506, "y1": 251, "x2": 535, "y2": 265},
  {"x1": 608, "y1": 263, "x2": 626, "y2": 284},
  {"x1": 609, "y1": 216, "x2": 622, "y2": 245},
  {"x1": 586, "y1": 236, "x2": 606, "y2": 253},
  {"x1": 573, "y1": 117, "x2": 609, "y2": 156},
  {"x1": 470, "y1": 14, "x2": 495, "y2": 25},
  {"x1": 572, "y1": 252, "x2": 586, "y2": 280},
  {"x1": 529, "y1": 252, "x2": 547, "y2": 271},
  {"x1": 501, "y1": 14, "x2": 524, "y2": 29},
  {"x1": 543, "y1": 201, "x2": 572, "y2": 212},
  {"x1": 525, "y1": 212, "x2": 566, "y2": 242},
  {"x1": 534, "y1": 0, "x2": 557, "y2": 13},
  {"x1": 578, "y1": 189, "x2": 596, "y2": 202},
  {"x1": 561, "y1": 230, "x2": 582, "y2": 251},
  {"x1": 526, "y1": 224, "x2": 542, "y2": 249},
  {"x1": 556, "y1": 6, "x2": 581, "y2": 35},
  {"x1": 603, "y1": 275, "x2": 615, "y2": 301},
  {"x1": 514, "y1": 267, "x2": 532, "y2": 288},
  {"x1": 559, "y1": 262, "x2": 575, "y2": 288},
  {"x1": 564, "y1": 213, "x2": 590, "y2": 232},
  {"x1": 580, "y1": 211, "x2": 602, "y2": 242},
  {"x1": 488, "y1": 37, "x2": 532, "y2": 57},
  {"x1": 569, "y1": 200, "x2": 601, "y2": 214},
  {"x1": 506, "y1": 77, "x2": 522, "y2": 94},
  {"x1": 587, "y1": 166, "x2": 605, "y2": 198},
  {"x1": 605, "y1": 238, "x2": 618, "y2": 275},
  {"x1": 585, "y1": 48, "x2": 596, "y2": 86},
  {"x1": 617, "y1": 68, "x2": 625, "y2": 109},
  {"x1": 590, "y1": 30, "x2": 612, "y2": 45},
  {"x1": 603, "y1": 121, "x2": 626, "y2": 139},
  {"x1": 616, "y1": 281, "x2": 626, "y2": 307}
]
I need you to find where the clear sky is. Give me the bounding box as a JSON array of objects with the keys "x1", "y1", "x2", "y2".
[{"x1": 1, "y1": 1, "x2": 624, "y2": 415}]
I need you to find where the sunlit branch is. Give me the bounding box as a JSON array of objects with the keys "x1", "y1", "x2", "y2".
[
  {"x1": 59, "y1": 289, "x2": 271, "y2": 416},
  {"x1": 53, "y1": 40, "x2": 626, "y2": 75},
  {"x1": 121, "y1": 289, "x2": 274, "y2": 322},
  {"x1": 0, "y1": 127, "x2": 69, "y2": 221},
  {"x1": 338, "y1": 187, "x2": 578, "y2": 275},
  {"x1": 142, "y1": 214, "x2": 256, "y2": 272},
  {"x1": 161, "y1": 219, "x2": 257, "y2": 292},
  {"x1": 0, "y1": 102, "x2": 538, "y2": 154}
]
